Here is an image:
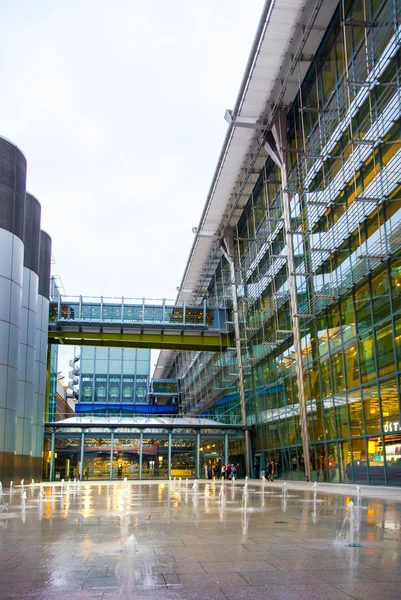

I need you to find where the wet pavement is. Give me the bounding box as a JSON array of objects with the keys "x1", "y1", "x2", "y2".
[{"x1": 0, "y1": 479, "x2": 400, "y2": 599}]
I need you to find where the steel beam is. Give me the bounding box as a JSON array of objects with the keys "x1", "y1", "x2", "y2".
[{"x1": 48, "y1": 330, "x2": 229, "y2": 352}]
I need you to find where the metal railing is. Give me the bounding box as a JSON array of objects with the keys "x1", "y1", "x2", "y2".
[{"x1": 49, "y1": 295, "x2": 228, "y2": 331}]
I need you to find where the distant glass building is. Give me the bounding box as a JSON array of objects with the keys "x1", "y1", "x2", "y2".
[
  {"x1": 157, "y1": 0, "x2": 401, "y2": 485},
  {"x1": 75, "y1": 347, "x2": 151, "y2": 413}
]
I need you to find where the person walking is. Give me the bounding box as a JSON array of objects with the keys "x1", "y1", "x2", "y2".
[
  {"x1": 221, "y1": 464, "x2": 226, "y2": 479},
  {"x1": 253, "y1": 461, "x2": 260, "y2": 479},
  {"x1": 226, "y1": 464, "x2": 232, "y2": 480},
  {"x1": 266, "y1": 461, "x2": 272, "y2": 481},
  {"x1": 235, "y1": 463, "x2": 240, "y2": 479},
  {"x1": 270, "y1": 460, "x2": 275, "y2": 481}
]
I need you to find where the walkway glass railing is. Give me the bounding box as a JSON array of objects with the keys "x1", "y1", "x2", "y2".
[{"x1": 49, "y1": 296, "x2": 228, "y2": 331}]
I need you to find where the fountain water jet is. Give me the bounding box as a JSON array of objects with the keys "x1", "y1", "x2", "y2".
[
  {"x1": 242, "y1": 486, "x2": 249, "y2": 511},
  {"x1": 336, "y1": 500, "x2": 362, "y2": 547},
  {"x1": 116, "y1": 534, "x2": 137, "y2": 599}
]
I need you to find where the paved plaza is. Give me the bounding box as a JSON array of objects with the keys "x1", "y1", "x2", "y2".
[{"x1": 0, "y1": 479, "x2": 401, "y2": 600}]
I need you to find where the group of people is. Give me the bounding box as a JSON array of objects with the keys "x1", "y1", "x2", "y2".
[
  {"x1": 254, "y1": 460, "x2": 279, "y2": 480},
  {"x1": 203, "y1": 463, "x2": 240, "y2": 479}
]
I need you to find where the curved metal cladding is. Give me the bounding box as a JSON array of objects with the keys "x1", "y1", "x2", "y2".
[
  {"x1": 32, "y1": 230, "x2": 51, "y2": 481},
  {"x1": 0, "y1": 137, "x2": 27, "y2": 484},
  {"x1": 16, "y1": 193, "x2": 41, "y2": 481}
]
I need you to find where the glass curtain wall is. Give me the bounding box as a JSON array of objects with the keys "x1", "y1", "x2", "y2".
[
  {"x1": 42, "y1": 431, "x2": 246, "y2": 481},
  {"x1": 175, "y1": 0, "x2": 401, "y2": 486},
  {"x1": 77, "y1": 347, "x2": 151, "y2": 412}
]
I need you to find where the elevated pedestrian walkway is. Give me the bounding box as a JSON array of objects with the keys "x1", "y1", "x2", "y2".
[{"x1": 49, "y1": 296, "x2": 230, "y2": 351}]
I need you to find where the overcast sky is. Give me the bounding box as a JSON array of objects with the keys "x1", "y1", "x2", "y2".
[{"x1": 0, "y1": 0, "x2": 265, "y2": 375}]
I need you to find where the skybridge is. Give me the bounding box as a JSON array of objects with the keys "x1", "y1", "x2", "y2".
[{"x1": 48, "y1": 296, "x2": 230, "y2": 352}]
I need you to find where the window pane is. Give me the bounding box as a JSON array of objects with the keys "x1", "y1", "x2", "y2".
[
  {"x1": 363, "y1": 384, "x2": 381, "y2": 434},
  {"x1": 375, "y1": 321, "x2": 395, "y2": 378},
  {"x1": 390, "y1": 259, "x2": 401, "y2": 313},
  {"x1": 359, "y1": 331, "x2": 376, "y2": 383},
  {"x1": 348, "y1": 391, "x2": 364, "y2": 436},
  {"x1": 367, "y1": 436, "x2": 385, "y2": 485},
  {"x1": 380, "y1": 378, "x2": 400, "y2": 431},
  {"x1": 371, "y1": 267, "x2": 390, "y2": 324},
  {"x1": 384, "y1": 434, "x2": 401, "y2": 486},
  {"x1": 351, "y1": 438, "x2": 368, "y2": 484},
  {"x1": 355, "y1": 283, "x2": 372, "y2": 333}
]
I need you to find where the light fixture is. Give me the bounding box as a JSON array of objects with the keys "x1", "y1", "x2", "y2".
[
  {"x1": 224, "y1": 109, "x2": 266, "y2": 130},
  {"x1": 192, "y1": 227, "x2": 216, "y2": 237}
]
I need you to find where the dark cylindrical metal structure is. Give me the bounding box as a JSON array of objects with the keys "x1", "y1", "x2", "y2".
[
  {"x1": 0, "y1": 136, "x2": 27, "y2": 484},
  {"x1": 32, "y1": 230, "x2": 52, "y2": 480},
  {"x1": 16, "y1": 193, "x2": 41, "y2": 481}
]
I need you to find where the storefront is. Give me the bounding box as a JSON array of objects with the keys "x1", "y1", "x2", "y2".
[{"x1": 43, "y1": 417, "x2": 248, "y2": 481}]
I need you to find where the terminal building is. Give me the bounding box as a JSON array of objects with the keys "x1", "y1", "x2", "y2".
[
  {"x1": 156, "y1": 0, "x2": 401, "y2": 486},
  {"x1": 75, "y1": 346, "x2": 151, "y2": 414},
  {"x1": 1, "y1": 0, "x2": 401, "y2": 486}
]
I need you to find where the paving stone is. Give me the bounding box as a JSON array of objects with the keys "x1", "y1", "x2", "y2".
[
  {"x1": 0, "y1": 480, "x2": 399, "y2": 600},
  {"x1": 221, "y1": 583, "x2": 355, "y2": 600},
  {"x1": 333, "y1": 582, "x2": 401, "y2": 599}
]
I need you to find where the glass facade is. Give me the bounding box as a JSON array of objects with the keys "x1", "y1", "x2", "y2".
[
  {"x1": 174, "y1": 0, "x2": 401, "y2": 485},
  {"x1": 77, "y1": 346, "x2": 151, "y2": 411},
  {"x1": 43, "y1": 428, "x2": 246, "y2": 482}
]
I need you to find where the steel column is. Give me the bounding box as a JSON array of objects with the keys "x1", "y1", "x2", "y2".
[
  {"x1": 168, "y1": 433, "x2": 172, "y2": 479},
  {"x1": 139, "y1": 432, "x2": 143, "y2": 480},
  {"x1": 79, "y1": 431, "x2": 85, "y2": 481},
  {"x1": 196, "y1": 432, "x2": 200, "y2": 479},
  {"x1": 271, "y1": 109, "x2": 311, "y2": 481},
  {"x1": 224, "y1": 434, "x2": 229, "y2": 466},
  {"x1": 109, "y1": 431, "x2": 114, "y2": 480},
  {"x1": 49, "y1": 431, "x2": 55, "y2": 481},
  {"x1": 221, "y1": 229, "x2": 251, "y2": 477}
]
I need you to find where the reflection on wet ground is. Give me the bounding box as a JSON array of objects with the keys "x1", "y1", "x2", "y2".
[{"x1": 0, "y1": 479, "x2": 400, "y2": 599}]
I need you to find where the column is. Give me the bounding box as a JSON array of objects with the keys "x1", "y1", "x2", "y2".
[
  {"x1": 16, "y1": 193, "x2": 41, "y2": 481},
  {"x1": 221, "y1": 229, "x2": 251, "y2": 477},
  {"x1": 80, "y1": 431, "x2": 85, "y2": 480},
  {"x1": 49, "y1": 431, "x2": 55, "y2": 481},
  {"x1": 139, "y1": 432, "x2": 143, "y2": 480},
  {"x1": 0, "y1": 137, "x2": 27, "y2": 485},
  {"x1": 196, "y1": 432, "x2": 200, "y2": 479},
  {"x1": 224, "y1": 434, "x2": 229, "y2": 466},
  {"x1": 109, "y1": 431, "x2": 114, "y2": 480},
  {"x1": 32, "y1": 231, "x2": 52, "y2": 481},
  {"x1": 270, "y1": 109, "x2": 311, "y2": 481},
  {"x1": 168, "y1": 433, "x2": 172, "y2": 479}
]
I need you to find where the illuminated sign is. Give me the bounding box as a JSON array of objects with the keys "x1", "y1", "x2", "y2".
[{"x1": 383, "y1": 421, "x2": 401, "y2": 433}]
